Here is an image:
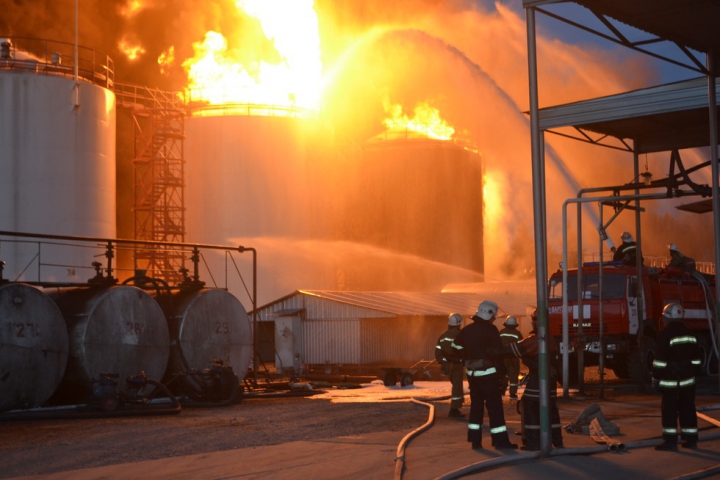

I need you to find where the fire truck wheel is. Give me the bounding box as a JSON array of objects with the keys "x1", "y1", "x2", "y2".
[
  {"x1": 629, "y1": 338, "x2": 656, "y2": 384},
  {"x1": 610, "y1": 355, "x2": 631, "y2": 379}
]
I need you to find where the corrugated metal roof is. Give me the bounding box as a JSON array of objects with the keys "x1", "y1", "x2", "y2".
[
  {"x1": 298, "y1": 290, "x2": 487, "y2": 316},
  {"x1": 538, "y1": 77, "x2": 720, "y2": 153},
  {"x1": 254, "y1": 282, "x2": 538, "y2": 321}
]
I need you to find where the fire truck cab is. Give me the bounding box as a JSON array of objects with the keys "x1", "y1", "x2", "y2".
[{"x1": 547, "y1": 262, "x2": 717, "y2": 381}]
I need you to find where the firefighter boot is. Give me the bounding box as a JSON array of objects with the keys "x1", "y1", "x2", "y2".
[
  {"x1": 654, "y1": 440, "x2": 678, "y2": 451},
  {"x1": 449, "y1": 408, "x2": 465, "y2": 418},
  {"x1": 681, "y1": 440, "x2": 698, "y2": 449}
]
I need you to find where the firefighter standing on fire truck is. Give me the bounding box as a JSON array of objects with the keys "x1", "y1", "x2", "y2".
[
  {"x1": 613, "y1": 231, "x2": 642, "y2": 266},
  {"x1": 435, "y1": 313, "x2": 465, "y2": 418},
  {"x1": 652, "y1": 303, "x2": 702, "y2": 451},
  {"x1": 506, "y1": 309, "x2": 564, "y2": 450},
  {"x1": 499, "y1": 316, "x2": 523, "y2": 399},
  {"x1": 451, "y1": 300, "x2": 517, "y2": 450}
]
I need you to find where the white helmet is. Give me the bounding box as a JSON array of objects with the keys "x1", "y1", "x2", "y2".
[
  {"x1": 621, "y1": 231, "x2": 633, "y2": 242},
  {"x1": 662, "y1": 303, "x2": 684, "y2": 322},
  {"x1": 669, "y1": 243, "x2": 680, "y2": 253},
  {"x1": 448, "y1": 313, "x2": 463, "y2": 327},
  {"x1": 503, "y1": 316, "x2": 518, "y2": 327},
  {"x1": 475, "y1": 300, "x2": 498, "y2": 321}
]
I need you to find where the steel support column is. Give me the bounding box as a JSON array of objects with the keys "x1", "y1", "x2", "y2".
[{"x1": 526, "y1": 6, "x2": 551, "y2": 456}]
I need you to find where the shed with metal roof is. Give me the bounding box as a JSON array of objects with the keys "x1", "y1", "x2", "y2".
[{"x1": 253, "y1": 289, "x2": 536, "y2": 376}]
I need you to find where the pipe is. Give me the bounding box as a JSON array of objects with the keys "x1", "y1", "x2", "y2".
[
  {"x1": 0, "y1": 379, "x2": 181, "y2": 421},
  {"x1": 394, "y1": 398, "x2": 435, "y2": 480}
]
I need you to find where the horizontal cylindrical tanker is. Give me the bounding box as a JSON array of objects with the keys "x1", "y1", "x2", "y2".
[
  {"x1": 165, "y1": 288, "x2": 253, "y2": 381},
  {"x1": 0, "y1": 283, "x2": 69, "y2": 411},
  {"x1": 47, "y1": 286, "x2": 169, "y2": 403}
]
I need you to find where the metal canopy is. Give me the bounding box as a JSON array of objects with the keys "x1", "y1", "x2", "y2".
[
  {"x1": 538, "y1": 77, "x2": 720, "y2": 153},
  {"x1": 524, "y1": 0, "x2": 720, "y2": 67}
]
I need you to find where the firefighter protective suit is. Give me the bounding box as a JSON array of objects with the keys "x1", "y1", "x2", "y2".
[
  {"x1": 499, "y1": 318, "x2": 523, "y2": 398},
  {"x1": 435, "y1": 319, "x2": 465, "y2": 416}
]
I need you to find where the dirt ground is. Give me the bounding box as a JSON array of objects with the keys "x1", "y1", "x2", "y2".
[{"x1": 0, "y1": 394, "x2": 427, "y2": 479}]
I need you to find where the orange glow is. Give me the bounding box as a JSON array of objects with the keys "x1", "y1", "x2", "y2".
[
  {"x1": 119, "y1": 37, "x2": 146, "y2": 61},
  {"x1": 120, "y1": 0, "x2": 144, "y2": 18},
  {"x1": 382, "y1": 98, "x2": 455, "y2": 141},
  {"x1": 483, "y1": 174, "x2": 502, "y2": 245},
  {"x1": 158, "y1": 46, "x2": 175, "y2": 75},
  {"x1": 182, "y1": 0, "x2": 322, "y2": 115}
]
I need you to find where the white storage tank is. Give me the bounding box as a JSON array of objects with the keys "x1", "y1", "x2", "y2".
[{"x1": 0, "y1": 39, "x2": 116, "y2": 283}]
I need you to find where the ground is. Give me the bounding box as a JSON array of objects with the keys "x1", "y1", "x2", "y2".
[{"x1": 0, "y1": 392, "x2": 426, "y2": 478}]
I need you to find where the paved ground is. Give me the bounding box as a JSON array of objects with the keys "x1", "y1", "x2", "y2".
[{"x1": 6, "y1": 378, "x2": 720, "y2": 480}]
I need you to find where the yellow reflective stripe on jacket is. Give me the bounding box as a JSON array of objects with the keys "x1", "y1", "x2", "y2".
[
  {"x1": 466, "y1": 367, "x2": 497, "y2": 376},
  {"x1": 451, "y1": 342, "x2": 463, "y2": 351},
  {"x1": 653, "y1": 359, "x2": 667, "y2": 368},
  {"x1": 659, "y1": 377, "x2": 695, "y2": 388},
  {"x1": 669, "y1": 335, "x2": 697, "y2": 346},
  {"x1": 500, "y1": 333, "x2": 520, "y2": 339}
]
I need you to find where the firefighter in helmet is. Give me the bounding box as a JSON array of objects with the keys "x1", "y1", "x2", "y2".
[
  {"x1": 435, "y1": 313, "x2": 465, "y2": 417},
  {"x1": 506, "y1": 308, "x2": 564, "y2": 450},
  {"x1": 613, "y1": 231, "x2": 642, "y2": 266},
  {"x1": 451, "y1": 300, "x2": 517, "y2": 450},
  {"x1": 652, "y1": 303, "x2": 702, "y2": 451},
  {"x1": 668, "y1": 244, "x2": 696, "y2": 273},
  {"x1": 499, "y1": 316, "x2": 523, "y2": 399}
]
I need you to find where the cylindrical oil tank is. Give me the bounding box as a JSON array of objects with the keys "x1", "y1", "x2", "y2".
[
  {"x1": 338, "y1": 137, "x2": 484, "y2": 274},
  {"x1": 165, "y1": 288, "x2": 253, "y2": 381},
  {"x1": 0, "y1": 42, "x2": 116, "y2": 284},
  {"x1": 184, "y1": 112, "x2": 315, "y2": 244},
  {"x1": 0, "y1": 283, "x2": 69, "y2": 411},
  {"x1": 48, "y1": 286, "x2": 169, "y2": 403}
]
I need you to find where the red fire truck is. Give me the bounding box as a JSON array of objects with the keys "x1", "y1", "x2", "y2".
[{"x1": 547, "y1": 262, "x2": 718, "y2": 381}]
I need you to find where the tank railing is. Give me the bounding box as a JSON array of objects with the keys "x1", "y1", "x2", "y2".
[
  {"x1": 0, "y1": 36, "x2": 114, "y2": 89},
  {"x1": 113, "y1": 82, "x2": 184, "y2": 111},
  {"x1": 0, "y1": 230, "x2": 255, "y2": 291},
  {"x1": 185, "y1": 100, "x2": 319, "y2": 119},
  {"x1": 365, "y1": 129, "x2": 480, "y2": 154}
]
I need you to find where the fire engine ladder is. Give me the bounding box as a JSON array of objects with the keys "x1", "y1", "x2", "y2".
[{"x1": 115, "y1": 84, "x2": 187, "y2": 284}]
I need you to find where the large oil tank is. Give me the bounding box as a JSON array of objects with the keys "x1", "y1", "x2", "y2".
[
  {"x1": 184, "y1": 111, "x2": 314, "y2": 244},
  {"x1": 0, "y1": 38, "x2": 116, "y2": 283},
  {"x1": 0, "y1": 283, "x2": 69, "y2": 411},
  {"x1": 48, "y1": 286, "x2": 169, "y2": 403},
  {"x1": 165, "y1": 288, "x2": 253, "y2": 380},
  {"x1": 339, "y1": 136, "x2": 484, "y2": 274}
]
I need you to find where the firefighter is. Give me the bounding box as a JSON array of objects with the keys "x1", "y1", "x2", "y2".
[
  {"x1": 435, "y1": 313, "x2": 465, "y2": 417},
  {"x1": 613, "y1": 231, "x2": 642, "y2": 266},
  {"x1": 652, "y1": 303, "x2": 702, "y2": 451},
  {"x1": 507, "y1": 308, "x2": 564, "y2": 450},
  {"x1": 451, "y1": 300, "x2": 517, "y2": 450},
  {"x1": 499, "y1": 316, "x2": 523, "y2": 399},
  {"x1": 668, "y1": 244, "x2": 696, "y2": 273}
]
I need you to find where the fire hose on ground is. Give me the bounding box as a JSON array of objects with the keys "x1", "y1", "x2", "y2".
[{"x1": 393, "y1": 398, "x2": 720, "y2": 480}]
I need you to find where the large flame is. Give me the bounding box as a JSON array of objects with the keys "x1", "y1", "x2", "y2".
[
  {"x1": 382, "y1": 98, "x2": 455, "y2": 141},
  {"x1": 119, "y1": 37, "x2": 145, "y2": 61},
  {"x1": 183, "y1": 0, "x2": 322, "y2": 115}
]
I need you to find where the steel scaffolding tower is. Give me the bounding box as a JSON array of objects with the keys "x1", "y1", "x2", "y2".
[{"x1": 116, "y1": 84, "x2": 186, "y2": 283}]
